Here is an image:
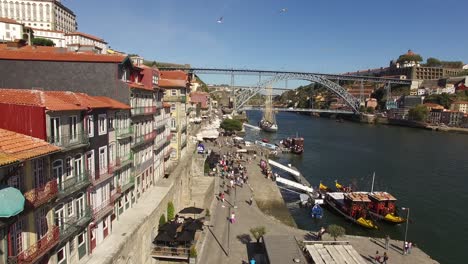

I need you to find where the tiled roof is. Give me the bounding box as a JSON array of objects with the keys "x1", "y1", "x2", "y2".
[
  {"x1": 0, "y1": 50, "x2": 125, "y2": 63},
  {"x1": 163, "y1": 103, "x2": 171, "y2": 108},
  {"x1": 0, "y1": 128, "x2": 60, "y2": 167},
  {"x1": 0, "y1": 17, "x2": 21, "y2": 24},
  {"x1": 93, "y1": 96, "x2": 131, "y2": 110},
  {"x1": 160, "y1": 70, "x2": 187, "y2": 80},
  {"x1": 128, "y1": 82, "x2": 154, "y2": 91},
  {"x1": 159, "y1": 71, "x2": 188, "y2": 88},
  {"x1": 65, "y1": 32, "x2": 107, "y2": 43},
  {"x1": 0, "y1": 89, "x2": 86, "y2": 111},
  {"x1": 45, "y1": 91, "x2": 112, "y2": 109},
  {"x1": 452, "y1": 101, "x2": 468, "y2": 104}
]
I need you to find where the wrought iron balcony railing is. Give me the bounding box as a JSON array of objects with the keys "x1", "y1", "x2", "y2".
[
  {"x1": 8, "y1": 226, "x2": 60, "y2": 264},
  {"x1": 92, "y1": 200, "x2": 114, "y2": 221},
  {"x1": 24, "y1": 180, "x2": 58, "y2": 208},
  {"x1": 120, "y1": 176, "x2": 135, "y2": 193},
  {"x1": 115, "y1": 126, "x2": 133, "y2": 139},
  {"x1": 133, "y1": 158, "x2": 153, "y2": 176},
  {"x1": 47, "y1": 133, "x2": 89, "y2": 150},
  {"x1": 131, "y1": 106, "x2": 157, "y2": 116},
  {"x1": 58, "y1": 172, "x2": 90, "y2": 200},
  {"x1": 132, "y1": 131, "x2": 156, "y2": 148},
  {"x1": 59, "y1": 207, "x2": 92, "y2": 242}
]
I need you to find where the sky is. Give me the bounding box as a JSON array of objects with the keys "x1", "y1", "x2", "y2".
[{"x1": 66, "y1": 0, "x2": 468, "y2": 85}]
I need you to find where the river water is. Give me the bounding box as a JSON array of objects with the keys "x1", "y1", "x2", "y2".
[{"x1": 244, "y1": 110, "x2": 467, "y2": 264}]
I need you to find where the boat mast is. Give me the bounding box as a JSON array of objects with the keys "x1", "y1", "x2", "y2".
[
  {"x1": 371, "y1": 172, "x2": 375, "y2": 193},
  {"x1": 264, "y1": 85, "x2": 275, "y2": 123}
]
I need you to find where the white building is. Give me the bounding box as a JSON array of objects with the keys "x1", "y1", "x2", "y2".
[
  {"x1": 463, "y1": 64, "x2": 468, "y2": 70},
  {"x1": 0, "y1": 0, "x2": 77, "y2": 32},
  {"x1": 31, "y1": 27, "x2": 65, "y2": 46},
  {"x1": 65, "y1": 32, "x2": 108, "y2": 54},
  {"x1": 0, "y1": 17, "x2": 24, "y2": 41}
]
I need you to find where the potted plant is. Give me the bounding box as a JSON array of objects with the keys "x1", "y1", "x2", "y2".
[{"x1": 189, "y1": 245, "x2": 197, "y2": 264}]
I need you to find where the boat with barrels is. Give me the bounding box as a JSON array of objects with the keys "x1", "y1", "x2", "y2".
[{"x1": 324, "y1": 192, "x2": 378, "y2": 229}]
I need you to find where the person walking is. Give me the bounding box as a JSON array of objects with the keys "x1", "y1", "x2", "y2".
[
  {"x1": 230, "y1": 212, "x2": 236, "y2": 224},
  {"x1": 385, "y1": 235, "x2": 390, "y2": 250},
  {"x1": 374, "y1": 251, "x2": 381, "y2": 264},
  {"x1": 382, "y1": 252, "x2": 388, "y2": 264},
  {"x1": 404, "y1": 241, "x2": 409, "y2": 255},
  {"x1": 408, "y1": 241, "x2": 412, "y2": 254},
  {"x1": 249, "y1": 195, "x2": 254, "y2": 206}
]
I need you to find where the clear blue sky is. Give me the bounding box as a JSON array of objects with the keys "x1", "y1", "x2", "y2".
[{"x1": 67, "y1": 0, "x2": 468, "y2": 83}]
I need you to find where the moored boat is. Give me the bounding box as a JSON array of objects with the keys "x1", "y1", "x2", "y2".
[
  {"x1": 324, "y1": 192, "x2": 378, "y2": 229},
  {"x1": 367, "y1": 192, "x2": 406, "y2": 224},
  {"x1": 281, "y1": 136, "x2": 304, "y2": 154},
  {"x1": 259, "y1": 119, "x2": 278, "y2": 132}
]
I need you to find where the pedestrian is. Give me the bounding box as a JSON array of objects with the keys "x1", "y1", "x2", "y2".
[
  {"x1": 385, "y1": 235, "x2": 390, "y2": 250},
  {"x1": 230, "y1": 212, "x2": 236, "y2": 224},
  {"x1": 382, "y1": 252, "x2": 388, "y2": 264},
  {"x1": 230, "y1": 179, "x2": 234, "y2": 188},
  {"x1": 404, "y1": 241, "x2": 409, "y2": 255},
  {"x1": 249, "y1": 195, "x2": 254, "y2": 206},
  {"x1": 374, "y1": 251, "x2": 381, "y2": 264},
  {"x1": 250, "y1": 258, "x2": 256, "y2": 264},
  {"x1": 408, "y1": 241, "x2": 412, "y2": 254}
]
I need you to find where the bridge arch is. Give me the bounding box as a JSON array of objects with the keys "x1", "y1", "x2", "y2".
[{"x1": 235, "y1": 73, "x2": 362, "y2": 113}]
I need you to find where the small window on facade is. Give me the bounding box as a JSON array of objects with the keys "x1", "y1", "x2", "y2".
[{"x1": 98, "y1": 114, "x2": 107, "y2": 135}]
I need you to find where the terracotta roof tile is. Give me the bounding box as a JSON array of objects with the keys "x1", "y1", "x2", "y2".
[
  {"x1": 128, "y1": 82, "x2": 154, "y2": 91},
  {"x1": 45, "y1": 91, "x2": 112, "y2": 109},
  {"x1": 0, "y1": 89, "x2": 86, "y2": 111},
  {"x1": 0, "y1": 128, "x2": 60, "y2": 166},
  {"x1": 92, "y1": 96, "x2": 131, "y2": 110},
  {"x1": 0, "y1": 17, "x2": 21, "y2": 24},
  {"x1": 0, "y1": 50, "x2": 125, "y2": 63},
  {"x1": 163, "y1": 103, "x2": 171, "y2": 108},
  {"x1": 65, "y1": 32, "x2": 107, "y2": 43},
  {"x1": 160, "y1": 70, "x2": 187, "y2": 80},
  {"x1": 452, "y1": 101, "x2": 468, "y2": 104}
]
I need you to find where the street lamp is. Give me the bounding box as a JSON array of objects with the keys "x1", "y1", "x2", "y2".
[{"x1": 401, "y1": 207, "x2": 410, "y2": 255}]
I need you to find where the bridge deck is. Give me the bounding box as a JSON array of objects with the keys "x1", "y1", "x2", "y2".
[{"x1": 242, "y1": 107, "x2": 354, "y2": 114}]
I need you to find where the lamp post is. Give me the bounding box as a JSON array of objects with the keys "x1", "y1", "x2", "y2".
[{"x1": 401, "y1": 207, "x2": 410, "y2": 255}]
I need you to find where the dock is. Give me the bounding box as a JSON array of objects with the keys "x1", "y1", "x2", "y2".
[
  {"x1": 268, "y1": 159, "x2": 311, "y2": 187},
  {"x1": 243, "y1": 123, "x2": 261, "y2": 130}
]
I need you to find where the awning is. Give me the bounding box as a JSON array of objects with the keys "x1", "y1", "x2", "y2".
[{"x1": 0, "y1": 186, "x2": 25, "y2": 217}]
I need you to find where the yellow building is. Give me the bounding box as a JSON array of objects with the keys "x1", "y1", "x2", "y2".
[
  {"x1": 159, "y1": 71, "x2": 190, "y2": 162},
  {"x1": 0, "y1": 128, "x2": 61, "y2": 264}
]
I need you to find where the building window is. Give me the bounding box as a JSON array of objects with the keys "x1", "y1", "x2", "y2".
[
  {"x1": 99, "y1": 146, "x2": 108, "y2": 175},
  {"x1": 98, "y1": 114, "x2": 107, "y2": 135},
  {"x1": 109, "y1": 144, "x2": 115, "y2": 165},
  {"x1": 65, "y1": 157, "x2": 73, "y2": 178},
  {"x1": 35, "y1": 207, "x2": 48, "y2": 238},
  {"x1": 50, "y1": 117, "x2": 61, "y2": 144},
  {"x1": 171, "y1": 89, "x2": 177, "y2": 96},
  {"x1": 69, "y1": 116, "x2": 78, "y2": 141},
  {"x1": 86, "y1": 115, "x2": 94, "y2": 138},
  {"x1": 53, "y1": 159, "x2": 63, "y2": 186},
  {"x1": 55, "y1": 204, "x2": 64, "y2": 229},
  {"x1": 86, "y1": 151, "x2": 94, "y2": 177},
  {"x1": 76, "y1": 192, "x2": 85, "y2": 217},
  {"x1": 32, "y1": 158, "x2": 45, "y2": 188},
  {"x1": 108, "y1": 116, "x2": 114, "y2": 130},
  {"x1": 74, "y1": 154, "x2": 83, "y2": 178},
  {"x1": 171, "y1": 104, "x2": 176, "y2": 111},
  {"x1": 10, "y1": 219, "x2": 24, "y2": 255},
  {"x1": 57, "y1": 246, "x2": 66, "y2": 264},
  {"x1": 67, "y1": 199, "x2": 75, "y2": 217}
]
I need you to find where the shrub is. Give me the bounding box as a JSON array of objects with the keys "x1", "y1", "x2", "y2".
[
  {"x1": 189, "y1": 245, "x2": 197, "y2": 257},
  {"x1": 328, "y1": 225, "x2": 345, "y2": 241},
  {"x1": 32, "y1": 38, "x2": 55, "y2": 46},
  {"x1": 220, "y1": 119, "x2": 242, "y2": 131},
  {"x1": 159, "y1": 214, "x2": 166, "y2": 226},
  {"x1": 249, "y1": 226, "x2": 266, "y2": 243},
  {"x1": 167, "y1": 201, "x2": 175, "y2": 221}
]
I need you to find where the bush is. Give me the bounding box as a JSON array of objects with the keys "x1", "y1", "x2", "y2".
[
  {"x1": 189, "y1": 245, "x2": 197, "y2": 257},
  {"x1": 204, "y1": 160, "x2": 211, "y2": 174},
  {"x1": 159, "y1": 214, "x2": 166, "y2": 226},
  {"x1": 366, "y1": 107, "x2": 375, "y2": 114},
  {"x1": 32, "y1": 38, "x2": 55, "y2": 46},
  {"x1": 220, "y1": 119, "x2": 242, "y2": 132},
  {"x1": 408, "y1": 105, "x2": 429, "y2": 122},
  {"x1": 328, "y1": 225, "x2": 345, "y2": 241},
  {"x1": 167, "y1": 202, "x2": 175, "y2": 221},
  {"x1": 249, "y1": 226, "x2": 266, "y2": 243},
  {"x1": 205, "y1": 208, "x2": 210, "y2": 217}
]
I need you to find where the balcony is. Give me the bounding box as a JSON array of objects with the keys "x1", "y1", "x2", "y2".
[
  {"x1": 153, "y1": 120, "x2": 166, "y2": 130},
  {"x1": 108, "y1": 154, "x2": 133, "y2": 174},
  {"x1": 155, "y1": 101, "x2": 163, "y2": 109},
  {"x1": 48, "y1": 133, "x2": 89, "y2": 150},
  {"x1": 57, "y1": 172, "x2": 91, "y2": 200},
  {"x1": 92, "y1": 200, "x2": 114, "y2": 221},
  {"x1": 164, "y1": 96, "x2": 186, "y2": 103},
  {"x1": 8, "y1": 226, "x2": 60, "y2": 264},
  {"x1": 170, "y1": 125, "x2": 178, "y2": 132},
  {"x1": 24, "y1": 180, "x2": 58, "y2": 208},
  {"x1": 59, "y1": 207, "x2": 92, "y2": 242},
  {"x1": 111, "y1": 186, "x2": 122, "y2": 202},
  {"x1": 134, "y1": 158, "x2": 153, "y2": 176},
  {"x1": 116, "y1": 126, "x2": 133, "y2": 140},
  {"x1": 131, "y1": 106, "x2": 157, "y2": 117},
  {"x1": 120, "y1": 176, "x2": 135, "y2": 193},
  {"x1": 132, "y1": 131, "x2": 156, "y2": 148},
  {"x1": 90, "y1": 170, "x2": 114, "y2": 186}
]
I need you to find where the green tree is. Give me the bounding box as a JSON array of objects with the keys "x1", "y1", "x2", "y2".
[
  {"x1": 167, "y1": 202, "x2": 175, "y2": 221},
  {"x1": 424, "y1": 93, "x2": 454, "y2": 109},
  {"x1": 189, "y1": 245, "x2": 197, "y2": 258},
  {"x1": 32, "y1": 38, "x2": 55, "y2": 46},
  {"x1": 359, "y1": 105, "x2": 366, "y2": 113},
  {"x1": 408, "y1": 105, "x2": 429, "y2": 122},
  {"x1": 397, "y1": 54, "x2": 423, "y2": 63},
  {"x1": 220, "y1": 119, "x2": 242, "y2": 131},
  {"x1": 159, "y1": 214, "x2": 166, "y2": 227},
  {"x1": 249, "y1": 226, "x2": 266, "y2": 243},
  {"x1": 425, "y1": 57, "x2": 442, "y2": 67},
  {"x1": 327, "y1": 225, "x2": 345, "y2": 241},
  {"x1": 366, "y1": 107, "x2": 375, "y2": 114}
]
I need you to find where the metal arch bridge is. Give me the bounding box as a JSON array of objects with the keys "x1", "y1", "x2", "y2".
[
  {"x1": 241, "y1": 106, "x2": 354, "y2": 114},
  {"x1": 159, "y1": 67, "x2": 412, "y2": 113}
]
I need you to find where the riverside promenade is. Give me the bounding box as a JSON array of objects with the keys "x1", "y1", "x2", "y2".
[{"x1": 198, "y1": 136, "x2": 439, "y2": 264}]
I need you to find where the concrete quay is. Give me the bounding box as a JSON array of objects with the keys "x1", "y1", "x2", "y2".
[{"x1": 199, "y1": 138, "x2": 439, "y2": 264}]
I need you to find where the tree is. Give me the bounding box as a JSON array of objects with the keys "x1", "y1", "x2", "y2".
[
  {"x1": 249, "y1": 226, "x2": 266, "y2": 243},
  {"x1": 327, "y1": 225, "x2": 345, "y2": 241},
  {"x1": 159, "y1": 214, "x2": 166, "y2": 227},
  {"x1": 220, "y1": 119, "x2": 242, "y2": 132},
  {"x1": 366, "y1": 107, "x2": 375, "y2": 114},
  {"x1": 189, "y1": 245, "x2": 197, "y2": 258},
  {"x1": 424, "y1": 93, "x2": 454, "y2": 109},
  {"x1": 359, "y1": 105, "x2": 366, "y2": 113},
  {"x1": 426, "y1": 57, "x2": 442, "y2": 67},
  {"x1": 167, "y1": 202, "x2": 175, "y2": 221},
  {"x1": 397, "y1": 54, "x2": 423, "y2": 64},
  {"x1": 32, "y1": 38, "x2": 55, "y2": 47},
  {"x1": 408, "y1": 105, "x2": 429, "y2": 122}
]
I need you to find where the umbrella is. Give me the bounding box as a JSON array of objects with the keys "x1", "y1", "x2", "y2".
[
  {"x1": 153, "y1": 232, "x2": 175, "y2": 243},
  {"x1": 179, "y1": 207, "x2": 204, "y2": 215},
  {"x1": 0, "y1": 186, "x2": 25, "y2": 217},
  {"x1": 184, "y1": 220, "x2": 203, "y2": 231},
  {"x1": 176, "y1": 230, "x2": 195, "y2": 242}
]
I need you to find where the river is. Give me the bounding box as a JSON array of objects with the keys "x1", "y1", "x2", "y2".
[{"x1": 244, "y1": 110, "x2": 468, "y2": 264}]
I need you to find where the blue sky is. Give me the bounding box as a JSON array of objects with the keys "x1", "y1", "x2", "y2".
[{"x1": 67, "y1": 0, "x2": 468, "y2": 84}]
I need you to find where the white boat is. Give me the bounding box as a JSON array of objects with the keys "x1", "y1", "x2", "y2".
[{"x1": 260, "y1": 85, "x2": 278, "y2": 133}]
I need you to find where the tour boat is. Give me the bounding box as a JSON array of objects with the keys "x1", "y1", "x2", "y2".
[
  {"x1": 324, "y1": 192, "x2": 378, "y2": 229},
  {"x1": 367, "y1": 192, "x2": 406, "y2": 224},
  {"x1": 281, "y1": 136, "x2": 304, "y2": 155},
  {"x1": 335, "y1": 180, "x2": 352, "y2": 192},
  {"x1": 311, "y1": 204, "x2": 323, "y2": 219}
]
